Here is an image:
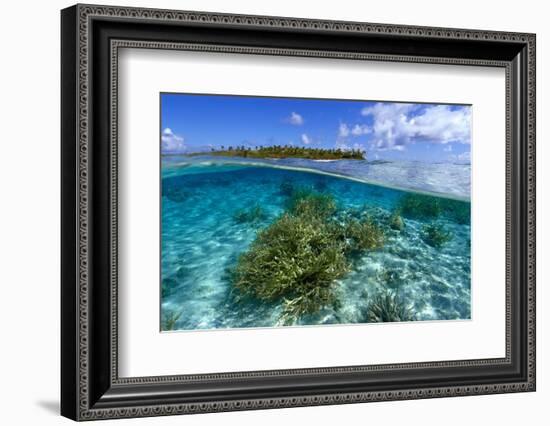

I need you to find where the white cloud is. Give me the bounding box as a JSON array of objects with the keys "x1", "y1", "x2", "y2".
[
  {"x1": 338, "y1": 123, "x2": 350, "y2": 138},
  {"x1": 161, "y1": 128, "x2": 185, "y2": 153},
  {"x1": 301, "y1": 133, "x2": 312, "y2": 145},
  {"x1": 351, "y1": 124, "x2": 371, "y2": 136},
  {"x1": 287, "y1": 112, "x2": 304, "y2": 125},
  {"x1": 338, "y1": 122, "x2": 370, "y2": 138},
  {"x1": 361, "y1": 103, "x2": 471, "y2": 151},
  {"x1": 444, "y1": 145, "x2": 453, "y2": 152},
  {"x1": 336, "y1": 123, "x2": 371, "y2": 151}
]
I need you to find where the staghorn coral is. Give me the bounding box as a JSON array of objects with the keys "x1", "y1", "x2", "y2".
[
  {"x1": 388, "y1": 210, "x2": 405, "y2": 231},
  {"x1": 233, "y1": 191, "x2": 385, "y2": 324},
  {"x1": 398, "y1": 193, "x2": 441, "y2": 219},
  {"x1": 337, "y1": 217, "x2": 385, "y2": 254},
  {"x1": 399, "y1": 192, "x2": 470, "y2": 225},
  {"x1": 440, "y1": 197, "x2": 471, "y2": 225},
  {"x1": 287, "y1": 189, "x2": 337, "y2": 219},
  {"x1": 233, "y1": 213, "x2": 349, "y2": 324},
  {"x1": 422, "y1": 223, "x2": 453, "y2": 248},
  {"x1": 365, "y1": 291, "x2": 416, "y2": 323},
  {"x1": 161, "y1": 310, "x2": 183, "y2": 331}
]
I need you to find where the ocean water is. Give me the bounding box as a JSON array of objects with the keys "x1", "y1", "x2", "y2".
[
  {"x1": 161, "y1": 156, "x2": 471, "y2": 331},
  {"x1": 162, "y1": 155, "x2": 471, "y2": 200}
]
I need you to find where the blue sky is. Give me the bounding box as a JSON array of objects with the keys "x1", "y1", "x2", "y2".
[{"x1": 161, "y1": 93, "x2": 471, "y2": 163}]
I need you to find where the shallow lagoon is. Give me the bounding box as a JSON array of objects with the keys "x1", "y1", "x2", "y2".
[{"x1": 161, "y1": 156, "x2": 471, "y2": 331}]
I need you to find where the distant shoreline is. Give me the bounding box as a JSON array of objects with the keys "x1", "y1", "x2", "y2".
[
  {"x1": 190, "y1": 153, "x2": 363, "y2": 160},
  {"x1": 174, "y1": 146, "x2": 366, "y2": 161}
]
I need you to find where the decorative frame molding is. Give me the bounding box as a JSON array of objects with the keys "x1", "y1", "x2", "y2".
[{"x1": 61, "y1": 4, "x2": 535, "y2": 421}]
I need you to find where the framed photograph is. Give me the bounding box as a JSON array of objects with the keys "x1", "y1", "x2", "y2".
[{"x1": 61, "y1": 4, "x2": 536, "y2": 421}]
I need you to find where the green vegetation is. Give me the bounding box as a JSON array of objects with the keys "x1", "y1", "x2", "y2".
[
  {"x1": 287, "y1": 190, "x2": 337, "y2": 219},
  {"x1": 398, "y1": 193, "x2": 442, "y2": 219},
  {"x1": 337, "y1": 218, "x2": 385, "y2": 254},
  {"x1": 233, "y1": 204, "x2": 267, "y2": 224},
  {"x1": 233, "y1": 212, "x2": 349, "y2": 324},
  {"x1": 365, "y1": 291, "x2": 416, "y2": 322},
  {"x1": 193, "y1": 145, "x2": 366, "y2": 160},
  {"x1": 398, "y1": 193, "x2": 471, "y2": 225},
  {"x1": 232, "y1": 190, "x2": 385, "y2": 324},
  {"x1": 388, "y1": 210, "x2": 405, "y2": 231},
  {"x1": 422, "y1": 223, "x2": 453, "y2": 248},
  {"x1": 161, "y1": 310, "x2": 183, "y2": 331},
  {"x1": 440, "y1": 198, "x2": 471, "y2": 225}
]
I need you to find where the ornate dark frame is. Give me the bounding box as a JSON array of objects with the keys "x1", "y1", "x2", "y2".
[{"x1": 61, "y1": 3, "x2": 536, "y2": 421}]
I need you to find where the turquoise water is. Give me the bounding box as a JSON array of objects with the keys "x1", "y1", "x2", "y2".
[{"x1": 161, "y1": 156, "x2": 471, "y2": 331}]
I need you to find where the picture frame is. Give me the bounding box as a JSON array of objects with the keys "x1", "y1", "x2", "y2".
[{"x1": 61, "y1": 3, "x2": 536, "y2": 421}]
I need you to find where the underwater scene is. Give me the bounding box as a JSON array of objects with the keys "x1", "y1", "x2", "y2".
[{"x1": 160, "y1": 93, "x2": 472, "y2": 331}]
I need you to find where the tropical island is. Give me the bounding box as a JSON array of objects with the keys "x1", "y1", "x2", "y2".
[{"x1": 189, "y1": 145, "x2": 366, "y2": 160}]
